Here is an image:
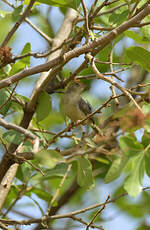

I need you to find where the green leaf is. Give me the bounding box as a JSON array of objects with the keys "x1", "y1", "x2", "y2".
[
  {"x1": 124, "y1": 153, "x2": 145, "y2": 197},
  {"x1": 91, "y1": 156, "x2": 110, "y2": 165},
  {"x1": 29, "y1": 196, "x2": 45, "y2": 215},
  {"x1": 142, "y1": 103, "x2": 150, "y2": 115},
  {"x1": 9, "y1": 61, "x2": 26, "y2": 76},
  {"x1": 0, "y1": 10, "x2": 11, "y2": 18},
  {"x1": 119, "y1": 135, "x2": 143, "y2": 156},
  {"x1": 2, "y1": 130, "x2": 24, "y2": 145},
  {"x1": 142, "y1": 131, "x2": 150, "y2": 148},
  {"x1": 109, "y1": 10, "x2": 129, "y2": 26},
  {"x1": 35, "y1": 0, "x2": 80, "y2": 9},
  {"x1": 36, "y1": 91, "x2": 51, "y2": 122},
  {"x1": 42, "y1": 163, "x2": 69, "y2": 178},
  {"x1": 141, "y1": 21, "x2": 150, "y2": 41},
  {"x1": 4, "y1": 185, "x2": 20, "y2": 207},
  {"x1": 125, "y1": 46, "x2": 150, "y2": 72},
  {"x1": 96, "y1": 44, "x2": 111, "y2": 73},
  {"x1": 0, "y1": 89, "x2": 12, "y2": 115},
  {"x1": 105, "y1": 155, "x2": 129, "y2": 183},
  {"x1": 145, "y1": 150, "x2": 150, "y2": 177},
  {"x1": 23, "y1": 0, "x2": 40, "y2": 5},
  {"x1": 9, "y1": 43, "x2": 31, "y2": 76},
  {"x1": 0, "y1": 64, "x2": 11, "y2": 79},
  {"x1": 20, "y1": 42, "x2": 31, "y2": 66},
  {"x1": 0, "y1": 16, "x2": 12, "y2": 43},
  {"x1": 77, "y1": 156, "x2": 95, "y2": 189},
  {"x1": 15, "y1": 93, "x2": 29, "y2": 103},
  {"x1": 113, "y1": 186, "x2": 146, "y2": 218},
  {"x1": 89, "y1": 30, "x2": 96, "y2": 41},
  {"x1": 138, "y1": 0, "x2": 149, "y2": 8},
  {"x1": 12, "y1": 5, "x2": 23, "y2": 21},
  {"x1": 3, "y1": 64, "x2": 11, "y2": 76},
  {"x1": 30, "y1": 187, "x2": 52, "y2": 202},
  {"x1": 145, "y1": 118, "x2": 150, "y2": 133},
  {"x1": 36, "y1": 150, "x2": 63, "y2": 168},
  {"x1": 37, "y1": 111, "x2": 64, "y2": 129},
  {"x1": 16, "y1": 165, "x2": 25, "y2": 182},
  {"x1": 17, "y1": 163, "x2": 33, "y2": 183},
  {"x1": 124, "y1": 30, "x2": 150, "y2": 44},
  {"x1": 32, "y1": 163, "x2": 69, "y2": 181}
]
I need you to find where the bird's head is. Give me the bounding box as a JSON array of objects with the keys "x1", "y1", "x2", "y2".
[{"x1": 66, "y1": 81, "x2": 85, "y2": 94}]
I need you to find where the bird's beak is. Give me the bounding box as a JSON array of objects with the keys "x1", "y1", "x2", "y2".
[{"x1": 74, "y1": 79, "x2": 86, "y2": 89}]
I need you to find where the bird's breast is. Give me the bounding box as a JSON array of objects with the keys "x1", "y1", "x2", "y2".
[{"x1": 62, "y1": 95, "x2": 85, "y2": 122}]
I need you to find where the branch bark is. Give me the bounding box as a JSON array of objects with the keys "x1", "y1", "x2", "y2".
[
  {"x1": 0, "y1": 8, "x2": 78, "y2": 211},
  {"x1": 0, "y1": 4, "x2": 150, "y2": 90},
  {"x1": 1, "y1": 0, "x2": 35, "y2": 47},
  {"x1": 0, "y1": 2, "x2": 150, "y2": 217},
  {"x1": 0, "y1": 117, "x2": 36, "y2": 140}
]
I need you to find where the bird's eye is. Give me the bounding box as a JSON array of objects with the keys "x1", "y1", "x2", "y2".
[{"x1": 74, "y1": 82, "x2": 80, "y2": 87}]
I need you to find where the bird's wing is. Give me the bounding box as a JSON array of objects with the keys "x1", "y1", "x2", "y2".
[
  {"x1": 79, "y1": 98, "x2": 92, "y2": 115},
  {"x1": 78, "y1": 98, "x2": 94, "y2": 123}
]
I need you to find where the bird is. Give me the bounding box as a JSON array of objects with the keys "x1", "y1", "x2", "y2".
[{"x1": 61, "y1": 81, "x2": 95, "y2": 125}]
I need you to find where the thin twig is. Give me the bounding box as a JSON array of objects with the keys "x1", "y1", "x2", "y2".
[
  {"x1": 70, "y1": 215, "x2": 104, "y2": 230},
  {"x1": 86, "y1": 195, "x2": 110, "y2": 230},
  {"x1": 1, "y1": 0, "x2": 52, "y2": 44},
  {"x1": 89, "y1": 0, "x2": 99, "y2": 16},
  {"x1": 78, "y1": 2, "x2": 127, "y2": 22},
  {"x1": 91, "y1": 25, "x2": 114, "y2": 31},
  {"x1": 1, "y1": 187, "x2": 150, "y2": 226},
  {"x1": 1, "y1": 0, "x2": 35, "y2": 47},
  {"x1": 25, "y1": 18, "x2": 52, "y2": 44},
  {"x1": 0, "y1": 82, "x2": 18, "y2": 112},
  {"x1": 30, "y1": 128, "x2": 56, "y2": 135},
  {"x1": 129, "y1": 0, "x2": 140, "y2": 18},
  {"x1": 81, "y1": 0, "x2": 90, "y2": 43},
  {"x1": 133, "y1": 0, "x2": 150, "y2": 16},
  {"x1": 92, "y1": 0, "x2": 109, "y2": 18},
  {"x1": 94, "y1": 58, "x2": 133, "y2": 66},
  {"x1": 135, "y1": 22, "x2": 150, "y2": 27},
  {"x1": 0, "y1": 31, "x2": 83, "y2": 68},
  {"x1": 46, "y1": 164, "x2": 72, "y2": 216},
  {"x1": 94, "y1": 2, "x2": 127, "y2": 18},
  {"x1": 48, "y1": 95, "x2": 120, "y2": 146},
  {"x1": 0, "y1": 137, "x2": 9, "y2": 153},
  {"x1": 15, "y1": 154, "x2": 44, "y2": 176},
  {"x1": 109, "y1": 45, "x2": 119, "y2": 105},
  {"x1": 0, "y1": 117, "x2": 36, "y2": 140},
  {"x1": 87, "y1": 54, "x2": 144, "y2": 115},
  {"x1": 0, "y1": 5, "x2": 150, "y2": 90},
  {"x1": 0, "y1": 221, "x2": 11, "y2": 230},
  {"x1": 2, "y1": 184, "x2": 27, "y2": 218}
]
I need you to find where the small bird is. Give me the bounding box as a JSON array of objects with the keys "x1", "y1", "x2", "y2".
[{"x1": 61, "y1": 82, "x2": 95, "y2": 125}]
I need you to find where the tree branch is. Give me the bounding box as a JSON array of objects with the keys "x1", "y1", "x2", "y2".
[
  {"x1": 1, "y1": 0, "x2": 35, "y2": 47},
  {"x1": 0, "y1": 117, "x2": 36, "y2": 140},
  {"x1": 0, "y1": 163, "x2": 19, "y2": 211},
  {"x1": 0, "y1": 8, "x2": 78, "y2": 212},
  {"x1": 1, "y1": 187, "x2": 150, "y2": 226},
  {"x1": 2, "y1": 0, "x2": 52, "y2": 44},
  {"x1": 0, "y1": 4, "x2": 149, "y2": 90}
]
